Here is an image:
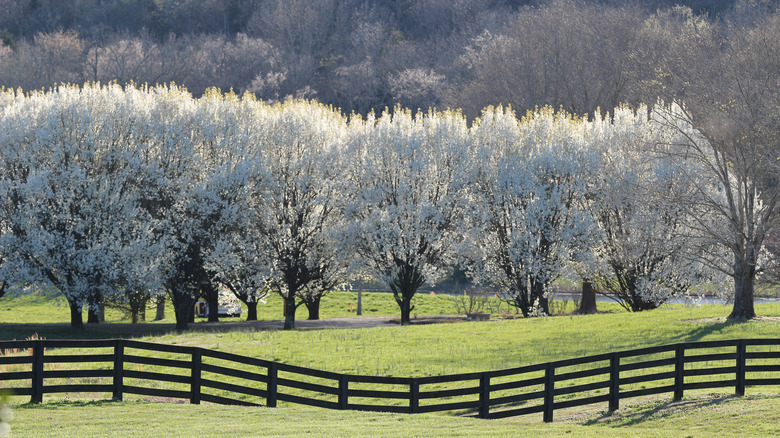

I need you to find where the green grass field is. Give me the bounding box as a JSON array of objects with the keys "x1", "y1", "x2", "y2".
[
  {"x1": 5, "y1": 395, "x2": 780, "y2": 437},
  {"x1": 1, "y1": 292, "x2": 779, "y2": 437}
]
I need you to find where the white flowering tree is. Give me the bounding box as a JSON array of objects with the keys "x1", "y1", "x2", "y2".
[
  {"x1": 245, "y1": 100, "x2": 350, "y2": 330},
  {"x1": 590, "y1": 106, "x2": 716, "y2": 311},
  {"x1": 199, "y1": 93, "x2": 274, "y2": 322},
  {"x1": 133, "y1": 87, "x2": 259, "y2": 330},
  {"x1": 462, "y1": 107, "x2": 597, "y2": 317},
  {"x1": 0, "y1": 85, "x2": 151, "y2": 328},
  {"x1": 344, "y1": 109, "x2": 468, "y2": 325}
]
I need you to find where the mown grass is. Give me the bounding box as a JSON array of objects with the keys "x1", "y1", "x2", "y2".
[
  {"x1": 1, "y1": 293, "x2": 779, "y2": 436},
  {"x1": 5, "y1": 394, "x2": 780, "y2": 437},
  {"x1": 1, "y1": 294, "x2": 778, "y2": 376},
  {"x1": 139, "y1": 302, "x2": 780, "y2": 376}
]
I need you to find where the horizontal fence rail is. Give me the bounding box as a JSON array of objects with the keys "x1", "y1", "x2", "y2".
[{"x1": 0, "y1": 338, "x2": 778, "y2": 422}]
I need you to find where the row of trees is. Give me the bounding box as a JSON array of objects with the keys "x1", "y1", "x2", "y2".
[
  {"x1": 0, "y1": 1, "x2": 775, "y2": 117},
  {"x1": 1, "y1": 84, "x2": 775, "y2": 330}
]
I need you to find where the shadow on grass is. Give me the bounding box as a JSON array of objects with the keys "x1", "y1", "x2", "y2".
[
  {"x1": 0, "y1": 321, "x2": 271, "y2": 342},
  {"x1": 0, "y1": 323, "x2": 180, "y2": 341},
  {"x1": 584, "y1": 395, "x2": 743, "y2": 427},
  {"x1": 664, "y1": 317, "x2": 758, "y2": 345}
]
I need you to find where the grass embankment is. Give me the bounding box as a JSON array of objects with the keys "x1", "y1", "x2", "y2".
[{"x1": 1, "y1": 293, "x2": 779, "y2": 437}]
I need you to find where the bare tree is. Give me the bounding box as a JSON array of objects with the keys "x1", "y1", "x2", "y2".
[
  {"x1": 0, "y1": 30, "x2": 86, "y2": 91},
  {"x1": 646, "y1": 10, "x2": 780, "y2": 319},
  {"x1": 447, "y1": 0, "x2": 644, "y2": 119}
]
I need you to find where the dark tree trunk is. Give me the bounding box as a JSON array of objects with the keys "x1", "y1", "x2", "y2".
[
  {"x1": 87, "y1": 292, "x2": 103, "y2": 324},
  {"x1": 69, "y1": 300, "x2": 83, "y2": 329},
  {"x1": 154, "y1": 295, "x2": 165, "y2": 321},
  {"x1": 391, "y1": 262, "x2": 423, "y2": 326},
  {"x1": 245, "y1": 301, "x2": 258, "y2": 321},
  {"x1": 729, "y1": 261, "x2": 756, "y2": 319},
  {"x1": 87, "y1": 292, "x2": 101, "y2": 324},
  {"x1": 128, "y1": 290, "x2": 148, "y2": 324},
  {"x1": 170, "y1": 288, "x2": 196, "y2": 331},
  {"x1": 87, "y1": 307, "x2": 100, "y2": 323},
  {"x1": 203, "y1": 281, "x2": 219, "y2": 323},
  {"x1": 399, "y1": 298, "x2": 412, "y2": 325},
  {"x1": 531, "y1": 281, "x2": 548, "y2": 316},
  {"x1": 511, "y1": 287, "x2": 531, "y2": 317},
  {"x1": 0, "y1": 281, "x2": 6, "y2": 299},
  {"x1": 283, "y1": 294, "x2": 297, "y2": 330},
  {"x1": 305, "y1": 295, "x2": 321, "y2": 320},
  {"x1": 579, "y1": 279, "x2": 598, "y2": 314}
]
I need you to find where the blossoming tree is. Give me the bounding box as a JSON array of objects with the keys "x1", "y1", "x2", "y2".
[
  {"x1": 344, "y1": 109, "x2": 468, "y2": 325},
  {"x1": 462, "y1": 107, "x2": 597, "y2": 317}
]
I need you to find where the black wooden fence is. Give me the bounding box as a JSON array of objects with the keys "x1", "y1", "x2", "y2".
[{"x1": 0, "y1": 338, "x2": 778, "y2": 421}]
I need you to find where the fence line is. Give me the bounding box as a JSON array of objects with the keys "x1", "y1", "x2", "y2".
[{"x1": 1, "y1": 338, "x2": 778, "y2": 421}]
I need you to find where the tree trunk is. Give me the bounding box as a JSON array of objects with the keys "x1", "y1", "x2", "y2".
[
  {"x1": 283, "y1": 294, "x2": 297, "y2": 330},
  {"x1": 537, "y1": 295, "x2": 549, "y2": 316},
  {"x1": 579, "y1": 279, "x2": 597, "y2": 314},
  {"x1": 246, "y1": 301, "x2": 258, "y2": 321},
  {"x1": 155, "y1": 295, "x2": 165, "y2": 321},
  {"x1": 729, "y1": 261, "x2": 756, "y2": 319},
  {"x1": 357, "y1": 289, "x2": 362, "y2": 315},
  {"x1": 305, "y1": 295, "x2": 321, "y2": 320},
  {"x1": 87, "y1": 307, "x2": 100, "y2": 323},
  {"x1": 391, "y1": 263, "x2": 423, "y2": 326},
  {"x1": 400, "y1": 298, "x2": 411, "y2": 325},
  {"x1": 170, "y1": 289, "x2": 196, "y2": 331},
  {"x1": 204, "y1": 281, "x2": 219, "y2": 323},
  {"x1": 514, "y1": 289, "x2": 531, "y2": 317},
  {"x1": 87, "y1": 292, "x2": 101, "y2": 324},
  {"x1": 128, "y1": 290, "x2": 148, "y2": 324},
  {"x1": 531, "y1": 281, "x2": 549, "y2": 316},
  {"x1": 69, "y1": 300, "x2": 83, "y2": 329}
]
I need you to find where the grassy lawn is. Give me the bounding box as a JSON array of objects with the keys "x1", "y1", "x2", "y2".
[
  {"x1": 5, "y1": 394, "x2": 780, "y2": 437},
  {"x1": 1, "y1": 292, "x2": 779, "y2": 436}
]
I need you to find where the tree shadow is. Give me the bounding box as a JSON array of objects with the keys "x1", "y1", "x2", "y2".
[
  {"x1": 664, "y1": 317, "x2": 753, "y2": 344},
  {"x1": 584, "y1": 395, "x2": 742, "y2": 427}
]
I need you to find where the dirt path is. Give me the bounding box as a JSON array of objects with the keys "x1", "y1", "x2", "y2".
[{"x1": 203, "y1": 314, "x2": 466, "y2": 331}]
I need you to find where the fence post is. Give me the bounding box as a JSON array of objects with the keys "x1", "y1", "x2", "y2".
[
  {"x1": 113, "y1": 339, "x2": 124, "y2": 401},
  {"x1": 674, "y1": 344, "x2": 685, "y2": 401},
  {"x1": 409, "y1": 378, "x2": 419, "y2": 414},
  {"x1": 736, "y1": 340, "x2": 746, "y2": 397},
  {"x1": 190, "y1": 348, "x2": 201, "y2": 405},
  {"x1": 543, "y1": 362, "x2": 555, "y2": 423},
  {"x1": 338, "y1": 375, "x2": 349, "y2": 410},
  {"x1": 609, "y1": 352, "x2": 620, "y2": 412},
  {"x1": 31, "y1": 339, "x2": 44, "y2": 403},
  {"x1": 267, "y1": 362, "x2": 278, "y2": 408},
  {"x1": 479, "y1": 372, "x2": 491, "y2": 419}
]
